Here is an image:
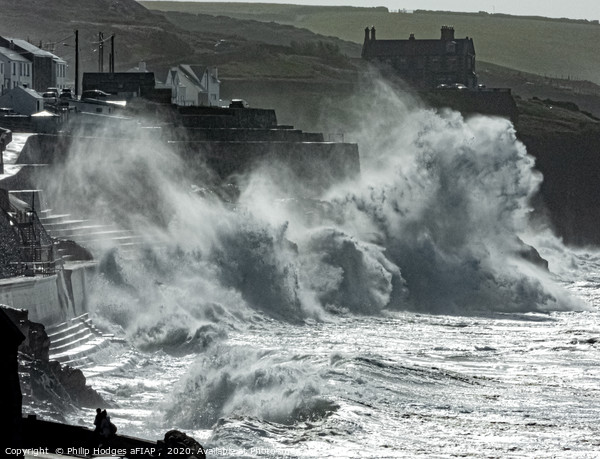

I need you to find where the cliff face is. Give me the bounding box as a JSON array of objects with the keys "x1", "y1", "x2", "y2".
[{"x1": 515, "y1": 98, "x2": 600, "y2": 246}]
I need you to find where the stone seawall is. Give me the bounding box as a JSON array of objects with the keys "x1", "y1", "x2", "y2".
[
  {"x1": 0, "y1": 264, "x2": 94, "y2": 325},
  {"x1": 172, "y1": 140, "x2": 360, "y2": 192}
]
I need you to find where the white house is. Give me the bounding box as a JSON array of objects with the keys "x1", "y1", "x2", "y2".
[
  {"x1": 165, "y1": 65, "x2": 220, "y2": 106},
  {"x1": 0, "y1": 86, "x2": 43, "y2": 115},
  {"x1": 5, "y1": 39, "x2": 68, "y2": 91},
  {"x1": 0, "y1": 47, "x2": 32, "y2": 95}
]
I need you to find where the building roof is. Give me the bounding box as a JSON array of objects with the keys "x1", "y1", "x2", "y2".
[
  {"x1": 175, "y1": 65, "x2": 220, "y2": 89},
  {"x1": 179, "y1": 65, "x2": 205, "y2": 89},
  {"x1": 20, "y1": 87, "x2": 43, "y2": 99},
  {"x1": 0, "y1": 46, "x2": 30, "y2": 62},
  {"x1": 4, "y1": 38, "x2": 65, "y2": 63}
]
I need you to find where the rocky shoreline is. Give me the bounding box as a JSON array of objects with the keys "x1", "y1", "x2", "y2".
[{"x1": 1, "y1": 305, "x2": 105, "y2": 419}]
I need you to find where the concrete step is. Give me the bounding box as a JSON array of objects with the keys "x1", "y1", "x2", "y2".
[
  {"x1": 47, "y1": 319, "x2": 101, "y2": 345},
  {"x1": 50, "y1": 336, "x2": 110, "y2": 364},
  {"x1": 38, "y1": 214, "x2": 76, "y2": 224},
  {"x1": 50, "y1": 326, "x2": 96, "y2": 348},
  {"x1": 47, "y1": 313, "x2": 114, "y2": 365},
  {"x1": 46, "y1": 313, "x2": 90, "y2": 335},
  {"x1": 50, "y1": 331, "x2": 96, "y2": 354},
  {"x1": 43, "y1": 220, "x2": 94, "y2": 231}
]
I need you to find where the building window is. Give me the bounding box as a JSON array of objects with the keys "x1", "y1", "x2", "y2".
[{"x1": 13, "y1": 63, "x2": 16, "y2": 75}]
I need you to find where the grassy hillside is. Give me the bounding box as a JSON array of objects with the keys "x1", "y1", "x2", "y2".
[
  {"x1": 159, "y1": 11, "x2": 361, "y2": 57},
  {"x1": 142, "y1": 2, "x2": 600, "y2": 85}
]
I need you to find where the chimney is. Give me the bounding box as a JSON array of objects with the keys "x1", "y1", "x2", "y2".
[
  {"x1": 441, "y1": 26, "x2": 455, "y2": 41},
  {"x1": 370, "y1": 26, "x2": 376, "y2": 41},
  {"x1": 409, "y1": 33, "x2": 415, "y2": 40},
  {"x1": 139, "y1": 61, "x2": 146, "y2": 72}
]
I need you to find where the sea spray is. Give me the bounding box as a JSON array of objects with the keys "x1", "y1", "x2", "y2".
[
  {"x1": 37, "y1": 82, "x2": 582, "y2": 350},
  {"x1": 165, "y1": 344, "x2": 338, "y2": 429}
]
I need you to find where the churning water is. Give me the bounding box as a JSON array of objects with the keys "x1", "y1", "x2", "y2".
[{"x1": 51, "y1": 84, "x2": 600, "y2": 457}]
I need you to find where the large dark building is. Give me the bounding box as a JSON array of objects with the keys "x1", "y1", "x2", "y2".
[{"x1": 361, "y1": 26, "x2": 477, "y2": 89}]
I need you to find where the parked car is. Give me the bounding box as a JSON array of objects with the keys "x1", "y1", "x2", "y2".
[
  {"x1": 42, "y1": 91, "x2": 57, "y2": 102},
  {"x1": 81, "y1": 89, "x2": 111, "y2": 100},
  {"x1": 0, "y1": 107, "x2": 17, "y2": 116},
  {"x1": 60, "y1": 88, "x2": 73, "y2": 99},
  {"x1": 229, "y1": 99, "x2": 249, "y2": 108}
]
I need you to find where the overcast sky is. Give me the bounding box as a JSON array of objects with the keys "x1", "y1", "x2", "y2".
[{"x1": 155, "y1": 1, "x2": 600, "y2": 20}]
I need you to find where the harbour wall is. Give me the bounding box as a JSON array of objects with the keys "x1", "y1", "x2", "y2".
[{"x1": 0, "y1": 264, "x2": 94, "y2": 325}]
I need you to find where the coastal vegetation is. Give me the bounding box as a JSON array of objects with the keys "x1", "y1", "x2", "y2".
[{"x1": 142, "y1": 2, "x2": 600, "y2": 85}]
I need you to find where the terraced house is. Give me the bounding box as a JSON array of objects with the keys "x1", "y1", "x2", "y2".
[
  {"x1": 0, "y1": 37, "x2": 67, "y2": 94},
  {"x1": 0, "y1": 45, "x2": 32, "y2": 94},
  {"x1": 361, "y1": 26, "x2": 477, "y2": 89}
]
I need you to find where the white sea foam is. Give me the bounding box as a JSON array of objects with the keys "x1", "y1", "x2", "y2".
[{"x1": 41, "y1": 80, "x2": 592, "y2": 452}]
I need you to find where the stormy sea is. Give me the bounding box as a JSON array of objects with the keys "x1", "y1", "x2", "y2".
[{"x1": 36, "y1": 84, "x2": 600, "y2": 457}]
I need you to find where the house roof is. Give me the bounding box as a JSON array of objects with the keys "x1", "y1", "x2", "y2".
[
  {"x1": 4, "y1": 38, "x2": 65, "y2": 63},
  {"x1": 0, "y1": 46, "x2": 30, "y2": 62},
  {"x1": 179, "y1": 65, "x2": 206, "y2": 89},
  {"x1": 21, "y1": 87, "x2": 43, "y2": 99},
  {"x1": 176, "y1": 65, "x2": 219, "y2": 86},
  {"x1": 364, "y1": 37, "x2": 474, "y2": 58}
]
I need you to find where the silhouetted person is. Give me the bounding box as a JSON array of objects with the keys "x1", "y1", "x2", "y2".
[
  {"x1": 91, "y1": 408, "x2": 102, "y2": 447},
  {"x1": 99, "y1": 410, "x2": 117, "y2": 446},
  {"x1": 93, "y1": 408, "x2": 102, "y2": 432}
]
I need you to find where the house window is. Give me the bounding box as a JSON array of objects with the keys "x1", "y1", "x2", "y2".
[{"x1": 13, "y1": 63, "x2": 16, "y2": 75}]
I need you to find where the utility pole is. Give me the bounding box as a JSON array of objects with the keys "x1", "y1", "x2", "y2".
[
  {"x1": 74, "y1": 30, "x2": 79, "y2": 97},
  {"x1": 98, "y1": 32, "x2": 104, "y2": 72},
  {"x1": 110, "y1": 34, "x2": 115, "y2": 73}
]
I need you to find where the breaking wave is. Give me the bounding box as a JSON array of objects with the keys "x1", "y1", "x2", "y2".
[
  {"x1": 43, "y1": 81, "x2": 584, "y2": 342},
  {"x1": 42, "y1": 80, "x2": 587, "y2": 431},
  {"x1": 165, "y1": 345, "x2": 338, "y2": 429}
]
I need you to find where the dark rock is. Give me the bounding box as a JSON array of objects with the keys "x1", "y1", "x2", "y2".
[
  {"x1": 161, "y1": 430, "x2": 206, "y2": 459},
  {"x1": 54, "y1": 239, "x2": 94, "y2": 261},
  {"x1": 1, "y1": 305, "x2": 106, "y2": 413},
  {"x1": 516, "y1": 239, "x2": 549, "y2": 271}
]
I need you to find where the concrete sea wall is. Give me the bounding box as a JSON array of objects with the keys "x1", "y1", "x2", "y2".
[{"x1": 0, "y1": 264, "x2": 94, "y2": 325}]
